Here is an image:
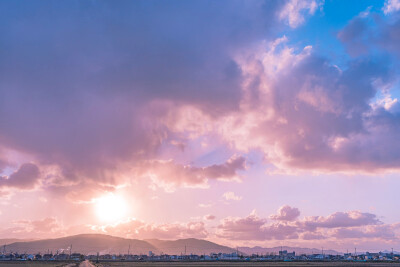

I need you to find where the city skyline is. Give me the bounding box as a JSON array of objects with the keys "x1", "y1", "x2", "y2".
[{"x1": 0, "y1": 0, "x2": 400, "y2": 252}]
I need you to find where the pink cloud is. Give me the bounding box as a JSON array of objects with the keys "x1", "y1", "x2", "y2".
[
  {"x1": 98, "y1": 219, "x2": 208, "y2": 240},
  {"x1": 0, "y1": 217, "x2": 63, "y2": 239},
  {"x1": 1, "y1": 206, "x2": 399, "y2": 248},
  {"x1": 332, "y1": 224, "x2": 400, "y2": 240},
  {"x1": 141, "y1": 155, "x2": 245, "y2": 191},
  {"x1": 302, "y1": 211, "x2": 382, "y2": 230},
  {"x1": 216, "y1": 207, "x2": 396, "y2": 243},
  {"x1": 217, "y1": 211, "x2": 299, "y2": 241},
  {"x1": 300, "y1": 232, "x2": 326, "y2": 240},
  {"x1": 270, "y1": 205, "x2": 300, "y2": 221},
  {"x1": 216, "y1": 211, "x2": 267, "y2": 240},
  {"x1": 204, "y1": 214, "x2": 216, "y2": 221},
  {"x1": 16, "y1": 217, "x2": 61, "y2": 233}
]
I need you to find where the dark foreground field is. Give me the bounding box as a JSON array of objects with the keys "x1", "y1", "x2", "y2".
[
  {"x1": 0, "y1": 261, "x2": 78, "y2": 267},
  {"x1": 93, "y1": 261, "x2": 400, "y2": 267},
  {"x1": 2, "y1": 261, "x2": 400, "y2": 267}
]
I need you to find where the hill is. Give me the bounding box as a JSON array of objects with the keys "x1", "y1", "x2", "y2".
[
  {"x1": 0, "y1": 239, "x2": 34, "y2": 246},
  {"x1": 5, "y1": 234, "x2": 157, "y2": 255},
  {"x1": 145, "y1": 238, "x2": 236, "y2": 255}
]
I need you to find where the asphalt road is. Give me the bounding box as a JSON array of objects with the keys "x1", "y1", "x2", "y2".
[{"x1": 79, "y1": 260, "x2": 96, "y2": 267}]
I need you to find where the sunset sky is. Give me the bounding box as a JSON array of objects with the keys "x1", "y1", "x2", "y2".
[{"x1": 1, "y1": 0, "x2": 400, "y2": 252}]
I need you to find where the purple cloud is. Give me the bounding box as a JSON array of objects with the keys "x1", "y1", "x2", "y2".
[
  {"x1": 0, "y1": 163, "x2": 40, "y2": 190},
  {"x1": 302, "y1": 211, "x2": 382, "y2": 231},
  {"x1": 0, "y1": 0, "x2": 292, "y2": 189}
]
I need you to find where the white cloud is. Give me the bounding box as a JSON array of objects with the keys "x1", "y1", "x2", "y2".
[
  {"x1": 383, "y1": 0, "x2": 400, "y2": 14},
  {"x1": 222, "y1": 191, "x2": 242, "y2": 201},
  {"x1": 279, "y1": 0, "x2": 322, "y2": 28}
]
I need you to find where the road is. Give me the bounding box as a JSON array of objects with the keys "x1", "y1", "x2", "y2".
[{"x1": 79, "y1": 260, "x2": 96, "y2": 267}]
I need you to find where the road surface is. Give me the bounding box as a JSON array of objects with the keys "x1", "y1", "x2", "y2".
[{"x1": 79, "y1": 260, "x2": 96, "y2": 267}]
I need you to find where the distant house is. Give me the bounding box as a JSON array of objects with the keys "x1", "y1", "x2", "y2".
[{"x1": 279, "y1": 250, "x2": 295, "y2": 257}]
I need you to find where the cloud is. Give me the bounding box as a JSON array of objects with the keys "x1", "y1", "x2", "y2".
[
  {"x1": 216, "y1": 211, "x2": 298, "y2": 240},
  {"x1": 337, "y1": 14, "x2": 371, "y2": 57},
  {"x1": 300, "y1": 232, "x2": 326, "y2": 240},
  {"x1": 1, "y1": 217, "x2": 209, "y2": 240},
  {"x1": 216, "y1": 211, "x2": 267, "y2": 240},
  {"x1": 1, "y1": 206, "x2": 398, "y2": 246},
  {"x1": 0, "y1": 163, "x2": 40, "y2": 190},
  {"x1": 204, "y1": 214, "x2": 216, "y2": 221},
  {"x1": 270, "y1": 205, "x2": 300, "y2": 221},
  {"x1": 0, "y1": 217, "x2": 64, "y2": 238},
  {"x1": 332, "y1": 224, "x2": 399, "y2": 240},
  {"x1": 302, "y1": 211, "x2": 382, "y2": 231},
  {"x1": 216, "y1": 207, "x2": 396, "y2": 243},
  {"x1": 0, "y1": 0, "x2": 293, "y2": 189},
  {"x1": 383, "y1": 0, "x2": 400, "y2": 14},
  {"x1": 97, "y1": 219, "x2": 208, "y2": 240},
  {"x1": 16, "y1": 217, "x2": 60, "y2": 233},
  {"x1": 215, "y1": 35, "x2": 400, "y2": 172},
  {"x1": 339, "y1": 5, "x2": 400, "y2": 58},
  {"x1": 198, "y1": 203, "x2": 213, "y2": 208},
  {"x1": 222, "y1": 191, "x2": 243, "y2": 201},
  {"x1": 142, "y1": 155, "x2": 246, "y2": 191},
  {"x1": 279, "y1": 0, "x2": 321, "y2": 28}
]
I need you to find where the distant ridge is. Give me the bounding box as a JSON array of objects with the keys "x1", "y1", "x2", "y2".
[
  {"x1": 0, "y1": 239, "x2": 35, "y2": 247},
  {"x1": 238, "y1": 246, "x2": 341, "y2": 256}
]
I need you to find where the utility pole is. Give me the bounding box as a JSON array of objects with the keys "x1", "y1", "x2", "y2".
[
  {"x1": 70, "y1": 244, "x2": 72, "y2": 259},
  {"x1": 3, "y1": 244, "x2": 5, "y2": 255},
  {"x1": 128, "y1": 244, "x2": 130, "y2": 257},
  {"x1": 354, "y1": 247, "x2": 357, "y2": 257}
]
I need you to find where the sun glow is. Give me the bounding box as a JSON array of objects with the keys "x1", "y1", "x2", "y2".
[{"x1": 94, "y1": 193, "x2": 128, "y2": 223}]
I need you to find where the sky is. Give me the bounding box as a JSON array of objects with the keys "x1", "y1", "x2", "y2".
[{"x1": 1, "y1": 0, "x2": 400, "y2": 252}]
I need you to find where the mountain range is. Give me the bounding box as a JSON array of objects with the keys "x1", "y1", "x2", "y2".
[
  {"x1": 0, "y1": 234, "x2": 345, "y2": 255},
  {"x1": 1, "y1": 234, "x2": 234, "y2": 255}
]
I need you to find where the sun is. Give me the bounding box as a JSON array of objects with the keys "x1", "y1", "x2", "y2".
[{"x1": 94, "y1": 193, "x2": 128, "y2": 223}]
